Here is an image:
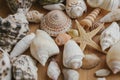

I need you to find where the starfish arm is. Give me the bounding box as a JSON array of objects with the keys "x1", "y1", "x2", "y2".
[{"x1": 80, "y1": 42, "x2": 86, "y2": 51}]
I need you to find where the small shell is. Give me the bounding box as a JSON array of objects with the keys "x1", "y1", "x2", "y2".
[
  {"x1": 67, "y1": 29, "x2": 79, "y2": 38},
  {"x1": 39, "y1": 0, "x2": 64, "y2": 5},
  {"x1": 82, "y1": 54, "x2": 100, "y2": 69},
  {"x1": 26, "y1": 10, "x2": 44, "y2": 23},
  {"x1": 12, "y1": 55, "x2": 38, "y2": 80},
  {"x1": 47, "y1": 60, "x2": 61, "y2": 80},
  {"x1": 97, "y1": 78, "x2": 106, "y2": 80},
  {"x1": 40, "y1": 10, "x2": 72, "y2": 37},
  {"x1": 62, "y1": 69, "x2": 79, "y2": 80},
  {"x1": 95, "y1": 69, "x2": 111, "y2": 77},
  {"x1": 43, "y1": 3, "x2": 65, "y2": 10},
  {"x1": 66, "y1": 0, "x2": 87, "y2": 18},
  {"x1": 87, "y1": 0, "x2": 104, "y2": 7},
  {"x1": 0, "y1": 48, "x2": 11, "y2": 80},
  {"x1": 63, "y1": 40, "x2": 84, "y2": 69},
  {"x1": 10, "y1": 33, "x2": 35, "y2": 58},
  {"x1": 55, "y1": 33, "x2": 71, "y2": 46}
]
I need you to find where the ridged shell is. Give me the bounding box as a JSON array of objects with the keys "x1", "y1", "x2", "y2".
[
  {"x1": 39, "y1": 0, "x2": 64, "y2": 5},
  {"x1": 40, "y1": 10, "x2": 72, "y2": 37}
]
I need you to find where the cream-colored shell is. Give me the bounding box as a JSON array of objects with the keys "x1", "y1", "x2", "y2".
[
  {"x1": 63, "y1": 40, "x2": 84, "y2": 69},
  {"x1": 30, "y1": 30, "x2": 60, "y2": 66},
  {"x1": 100, "y1": 22, "x2": 120, "y2": 51},
  {"x1": 87, "y1": 0, "x2": 104, "y2": 7},
  {"x1": 97, "y1": 78, "x2": 106, "y2": 80},
  {"x1": 95, "y1": 69, "x2": 111, "y2": 77}
]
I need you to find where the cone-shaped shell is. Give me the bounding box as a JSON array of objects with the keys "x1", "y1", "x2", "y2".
[
  {"x1": 40, "y1": 10, "x2": 72, "y2": 37},
  {"x1": 107, "y1": 41, "x2": 120, "y2": 74},
  {"x1": 30, "y1": 30, "x2": 60, "y2": 66},
  {"x1": 63, "y1": 40, "x2": 84, "y2": 69}
]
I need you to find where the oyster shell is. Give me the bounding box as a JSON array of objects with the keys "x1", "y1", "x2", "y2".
[
  {"x1": 40, "y1": 10, "x2": 72, "y2": 37},
  {"x1": 39, "y1": 0, "x2": 64, "y2": 5},
  {"x1": 12, "y1": 55, "x2": 38, "y2": 80}
]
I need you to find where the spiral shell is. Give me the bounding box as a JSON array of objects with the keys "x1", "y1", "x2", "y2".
[{"x1": 40, "y1": 10, "x2": 72, "y2": 37}]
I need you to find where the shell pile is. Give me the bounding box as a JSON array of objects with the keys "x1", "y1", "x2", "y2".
[{"x1": 39, "y1": 0, "x2": 64, "y2": 5}]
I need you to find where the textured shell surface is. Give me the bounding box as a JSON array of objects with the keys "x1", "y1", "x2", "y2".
[
  {"x1": 47, "y1": 60, "x2": 61, "y2": 80},
  {"x1": 40, "y1": 10, "x2": 72, "y2": 37},
  {"x1": 39, "y1": 0, "x2": 64, "y2": 5},
  {"x1": 0, "y1": 48, "x2": 11, "y2": 80},
  {"x1": 30, "y1": 30, "x2": 60, "y2": 66},
  {"x1": 12, "y1": 55, "x2": 38, "y2": 80},
  {"x1": 66, "y1": 0, "x2": 87, "y2": 18},
  {"x1": 63, "y1": 40, "x2": 84, "y2": 69},
  {"x1": 95, "y1": 69, "x2": 111, "y2": 77},
  {"x1": 100, "y1": 22, "x2": 120, "y2": 51}
]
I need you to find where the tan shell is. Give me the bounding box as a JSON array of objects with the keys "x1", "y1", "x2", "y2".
[{"x1": 40, "y1": 10, "x2": 72, "y2": 37}]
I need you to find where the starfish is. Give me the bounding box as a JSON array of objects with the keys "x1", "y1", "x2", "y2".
[{"x1": 73, "y1": 20, "x2": 106, "y2": 54}]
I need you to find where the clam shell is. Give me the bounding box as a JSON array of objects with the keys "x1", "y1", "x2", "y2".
[
  {"x1": 40, "y1": 10, "x2": 72, "y2": 37},
  {"x1": 39, "y1": 0, "x2": 64, "y2": 5}
]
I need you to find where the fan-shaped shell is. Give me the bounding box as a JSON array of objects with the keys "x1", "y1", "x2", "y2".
[{"x1": 40, "y1": 10, "x2": 72, "y2": 37}]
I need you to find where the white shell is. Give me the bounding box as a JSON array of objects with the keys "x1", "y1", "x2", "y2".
[
  {"x1": 63, "y1": 69, "x2": 79, "y2": 80},
  {"x1": 30, "y1": 30, "x2": 60, "y2": 66},
  {"x1": 10, "y1": 33, "x2": 35, "y2": 58},
  {"x1": 95, "y1": 69, "x2": 111, "y2": 77},
  {"x1": 87, "y1": 0, "x2": 104, "y2": 7},
  {"x1": 97, "y1": 78, "x2": 106, "y2": 80},
  {"x1": 0, "y1": 48, "x2": 11, "y2": 80},
  {"x1": 66, "y1": 0, "x2": 87, "y2": 18},
  {"x1": 100, "y1": 22, "x2": 120, "y2": 51},
  {"x1": 12, "y1": 55, "x2": 38, "y2": 80},
  {"x1": 43, "y1": 3, "x2": 65, "y2": 10},
  {"x1": 107, "y1": 41, "x2": 120, "y2": 74},
  {"x1": 63, "y1": 40, "x2": 84, "y2": 69},
  {"x1": 47, "y1": 60, "x2": 61, "y2": 80}
]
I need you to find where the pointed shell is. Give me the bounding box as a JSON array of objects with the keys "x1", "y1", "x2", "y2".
[
  {"x1": 30, "y1": 30, "x2": 60, "y2": 66},
  {"x1": 95, "y1": 69, "x2": 111, "y2": 77},
  {"x1": 63, "y1": 40, "x2": 84, "y2": 69},
  {"x1": 40, "y1": 10, "x2": 72, "y2": 37}
]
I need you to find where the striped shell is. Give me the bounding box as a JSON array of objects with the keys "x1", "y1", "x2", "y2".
[{"x1": 40, "y1": 10, "x2": 72, "y2": 37}]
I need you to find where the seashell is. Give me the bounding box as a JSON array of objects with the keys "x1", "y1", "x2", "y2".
[
  {"x1": 87, "y1": 0, "x2": 119, "y2": 11},
  {"x1": 0, "y1": 48, "x2": 11, "y2": 80},
  {"x1": 47, "y1": 60, "x2": 61, "y2": 80},
  {"x1": 30, "y1": 30, "x2": 60, "y2": 66},
  {"x1": 43, "y1": 3, "x2": 65, "y2": 10},
  {"x1": 39, "y1": 0, "x2": 64, "y2": 5},
  {"x1": 62, "y1": 69, "x2": 79, "y2": 80},
  {"x1": 67, "y1": 29, "x2": 79, "y2": 38},
  {"x1": 12, "y1": 55, "x2": 38, "y2": 80},
  {"x1": 6, "y1": 0, "x2": 35, "y2": 13},
  {"x1": 107, "y1": 41, "x2": 120, "y2": 74},
  {"x1": 40, "y1": 10, "x2": 72, "y2": 37},
  {"x1": 26, "y1": 10, "x2": 44, "y2": 23},
  {"x1": 63, "y1": 40, "x2": 84, "y2": 69},
  {"x1": 80, "y1": 8, "x2": 101, "y2": 29},
  {"x1": 95, "y1": 69, "x2": 111, "y2": 77},
  {"x1": 10, "y1": 33, "x2": 35, "y2": 58},
  {"x1": 0, "y1": 9, "x2": 29, "y2": 52},
  {"x1": 55, "y1": 33, "x2": 71, "y2": 46},
  {"x1": 97, "y1": 78, "x2": 106, "y2": 80},
  {"x1": 100, "y1": 9, "x2": 120, "y2": 23},
  {"x1": 100, "y1": 22, "x2": 120, "y2": 51},
  {"x1": 66, "y1": 0, "x2": 87, "y2": 18},
  {"x1": 82, "y1": 54, "x2": 101, "y2": 69}
]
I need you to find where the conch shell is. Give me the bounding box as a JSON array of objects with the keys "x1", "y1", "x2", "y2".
[
  {"x1": 66, "y1": 0, "x2": 87, "y2": 18},
  {"x1": 107, "y1": 41, "x2": 120, "y2": 74},
  {"x1": 30, "y1": 30, "x2": 60, "y2": 66},
  {"x1": 0, "y1": 48, "x2": 11, "y2": 80},
  {"x1": 47, "y1": 60, "x2": 61, "y2": 80},
  {"x1": 62, "y1": 69, "x2": 79, "y2": 80},
  {"x1": 10, "y1": 33, "x2": 35, "y2": 58},
  {"x1": 40, "y1": 10, "x2": 72, "y2": 37},
  {"x1": 39, "y1": 0, "x2": 64, "y2": 5},
  {"x1": 100, "y1": 22, "x2": 120, "y2": 51},
  {"x1": 12, "y1": 55, "x2": 38, "y2": 80},
  {"x1": 63, "y1": 40, "x2": 84, "y2": 69},
  {"x1": 26, "y1": 10, "x2": 44, "y2": 23}
]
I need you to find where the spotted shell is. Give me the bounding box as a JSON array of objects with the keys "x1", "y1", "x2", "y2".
[
  {"x1": 40, "y1": 10, "x2": 72, "y2": 37},
  {"x1": 39, "y1": 0, "x2": 64, "y2": 5}
]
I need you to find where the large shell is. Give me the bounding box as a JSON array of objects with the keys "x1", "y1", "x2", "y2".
[
  {"x1": 63, "y1": 40, "x2": 84, "y2": 69},
  {"x1": 0, "y1": 9, "x2": 29, "y2": 52},
  {"x1": 40, "y1": 10, "x2": 72, "y2": 37},
  {"x1": 107, "y1": 41, "x2": 120, "y2": 74},
  {"x1": 66, "y1": 0, "x2": 87, "y2": 18},
  {"x1": 12, "y1": 55, "x2": 38, "y2": 80},
  {"x1": 30, "y1": 30, "x2": 60, "y2": 66},
  {"x1": 0, "y1": 48, "x2": 11, "y2": 80},
  {"x1": 39, "y1": 0, "x2": 64, "y2": 5},
  {"x1": 100, "y1": 22, "x2": 120, "y2": 51}
]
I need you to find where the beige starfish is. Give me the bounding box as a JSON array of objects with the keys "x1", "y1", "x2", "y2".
[{"x1": 73, "y1": 20, "x2": 105, "y2": 54}]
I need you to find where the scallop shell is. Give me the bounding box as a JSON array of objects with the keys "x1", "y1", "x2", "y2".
[
  {"x1": 0, "y1": 48, "x2": 11, "y2": 80},
  {"x1": 66, "y1": 0, "x2": 87, "y2": 18},
  {"x1": 40, "y1": 10, "x2": 72, "y2": 37},
  {"x1": 12, "y1": 55, "x2": 38, "y2": 80},
  {"x1": 39, "y1": 0, "x2": 64, "y2": 5}
]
